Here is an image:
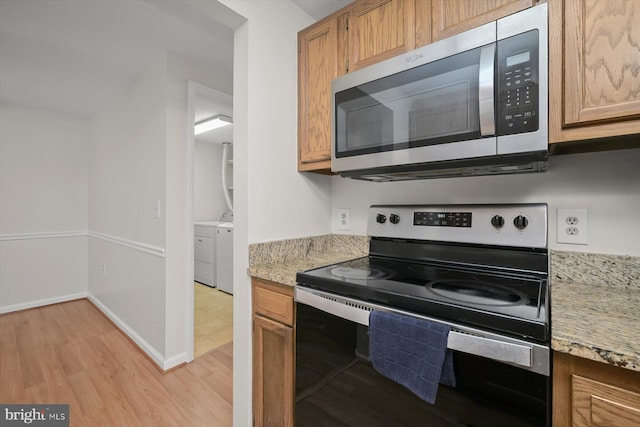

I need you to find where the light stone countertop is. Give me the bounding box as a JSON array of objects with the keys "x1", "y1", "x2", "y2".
[
  {"x1": 248, "y1": 251, "x2": 365, "y2": 287},
  {"x1": 551, "y1": 280, "x2": 640, "y2": 372},
  {"x1": 247, "y1": 238, "x2": 640, "y2": 372},
  {"x1": 247, "y1": 234, "x2": 369, "y2": 287}
]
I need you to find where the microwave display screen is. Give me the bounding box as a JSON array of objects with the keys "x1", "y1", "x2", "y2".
[{"x1": 506, "y1": 51, "x2": 530, "y2": 67}]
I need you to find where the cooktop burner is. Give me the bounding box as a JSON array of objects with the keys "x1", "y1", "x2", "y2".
[{"x1": 429, "y1": 280, "x2": 529, "y2": 306}]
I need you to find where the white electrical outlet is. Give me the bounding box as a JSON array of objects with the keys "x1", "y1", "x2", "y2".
[
  {"x1": 337, "y1": 208, "x2": 351, "y2": 230},
  {"x1": 557, "y1": 208, "x2": 588, "y2": 245},
  {"x1": 102, "y1": 261, "x2": 107, "y2": 275}
]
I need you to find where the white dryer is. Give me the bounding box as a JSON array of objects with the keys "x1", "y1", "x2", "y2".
[{"x1": 216, "y1": 222, "x2": 233, "y2": 294}]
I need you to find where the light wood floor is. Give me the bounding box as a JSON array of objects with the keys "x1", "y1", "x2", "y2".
[
  {"x1": 0, "y1": 299, "x2": 233, "y2": 426},
  {"x1": 194, "y1": 282, "x2": 233, "y2": 358}
]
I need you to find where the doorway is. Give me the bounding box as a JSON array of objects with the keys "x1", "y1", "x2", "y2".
[{"x1": 187, "y1": 82, "x2": 235, "y2": 360}]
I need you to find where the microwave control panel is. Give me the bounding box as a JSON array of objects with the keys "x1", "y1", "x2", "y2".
[{"x1": 497, "y1": 30, "x2": 539, "y2": 136}]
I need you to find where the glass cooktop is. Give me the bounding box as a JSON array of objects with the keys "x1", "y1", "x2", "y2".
[{"x1": 296, "y1": 256, "x2": 548, "y2": 342}]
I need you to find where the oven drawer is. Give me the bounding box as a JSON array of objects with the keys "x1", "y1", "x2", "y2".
[{"x1": 254, "y1": 279, "x2": 294, "y2": 326}]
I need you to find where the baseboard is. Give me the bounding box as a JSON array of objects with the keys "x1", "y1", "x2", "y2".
[
  {"x1": 164, "y1": 352, "x2": 189, "y2": 371},
  {"x1": 86, "y1": 293, "x2": 188, "y2": 371},
  {"x1": 0, "y1": 292, "x2": 88, "y2": 314}
]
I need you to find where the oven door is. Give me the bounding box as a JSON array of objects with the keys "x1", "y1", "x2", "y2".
[{"x1": 295, "y1": 287, "x2": 551, "y2": 427}]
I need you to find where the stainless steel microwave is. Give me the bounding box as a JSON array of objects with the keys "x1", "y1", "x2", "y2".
[{"x1": 331, "y1": 4, "x2": 548, "y2": 181}]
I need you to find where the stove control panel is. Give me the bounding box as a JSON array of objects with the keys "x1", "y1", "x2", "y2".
[
  {"x1": 368, "y1": 204, "x2": 547, "y2": 248},
  {"x1": 414, "y1": 211, "x2": 472, "y2": 227}
]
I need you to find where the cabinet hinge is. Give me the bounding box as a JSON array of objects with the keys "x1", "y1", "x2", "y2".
[
  {"x1": 345, "y1": 60, "x2": 349, "y2": 73},
  {"x1": 345, "y1": 18, "x2": 349, "y2": 31}
]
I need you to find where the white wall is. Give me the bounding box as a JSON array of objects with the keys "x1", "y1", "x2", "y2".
[
  {"x1": 222, "y1": 1, "x2": 332, "y2": 245},
  {"x1": 0, "y1": 105, "x2": 88, "y2": 312},
  {"x1": 332, "y1": 148, "x2": 640, "y2": 257},
  {"x1": 194, "y1": 140, "x2": 229, "y2": 221},
  {"x1": 88, "y1": 57, "x2": 168, "y2": 356},
  {"x1": 217, "y1": 1, "x2": 331, "y2": 426}
]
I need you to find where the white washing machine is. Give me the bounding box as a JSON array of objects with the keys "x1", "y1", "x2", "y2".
[
  {"x1": 194, "y1": 221, "x2": 222, "y2": 287},
  {"x1": 216, "y1": 222, "x2": 233, "y2": 294}
]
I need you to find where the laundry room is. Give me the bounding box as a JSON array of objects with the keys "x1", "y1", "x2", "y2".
[{"x1": 192, "y1": 83, "x2": 234, "y2": 357}]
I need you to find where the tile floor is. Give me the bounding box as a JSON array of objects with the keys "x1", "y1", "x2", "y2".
[{"x1": 194, "y1": 282, "x2": 233, "y2": 358}]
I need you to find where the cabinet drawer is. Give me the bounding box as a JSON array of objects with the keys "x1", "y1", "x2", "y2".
[
  {"x1": 253, "y1": 282, "x2": 294, "y2": 326},
  {"x1": 572, "y1": 374, "x2": 640, "y2": 427},
  {"x1": 195, "y1": 225, "x2": 215, "y2": 238},
  {"x1": 194, "y1": 236, "x2": 214, "y2": 263}
]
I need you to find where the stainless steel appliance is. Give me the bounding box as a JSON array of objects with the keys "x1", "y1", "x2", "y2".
[
  {"x1": 332, "y1": 4, "x2": 548, "y2": 181},
  {"x1": 296, "y1": 204, "x2": 550, "y2": 426}
]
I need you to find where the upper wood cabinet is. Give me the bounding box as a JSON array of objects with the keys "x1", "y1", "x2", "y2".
[
  {"x1": 347, "y1": 0, "x2": 417, "y2": 72},
  {"x1": 549, "y1": 0, "x2": 640, "y2": 145},
  {"x1": 298, "y1": 17, "x2": 344, "y2": 172},
  {"x1": 431, "y1": 0, "x2": 534, "y2": 41}
]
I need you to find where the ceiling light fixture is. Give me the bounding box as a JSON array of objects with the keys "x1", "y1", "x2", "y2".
[{"x1": 194, "y1": 114, "x2": 232, "y2": 135}]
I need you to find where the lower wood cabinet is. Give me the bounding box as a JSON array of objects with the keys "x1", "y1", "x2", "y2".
[
  {"x1": 252, "y1": 278, "x2": 295, "y2": 427},
  {"x1": 553, "y1": 352, "x2": 640, "y2": 427}
]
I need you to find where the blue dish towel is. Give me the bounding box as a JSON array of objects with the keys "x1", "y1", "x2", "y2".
[{"x1": 369, "y1": 310, "x2": 456, "y2": 404}]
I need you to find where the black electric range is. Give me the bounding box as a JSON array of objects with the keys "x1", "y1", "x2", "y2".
[{"x1": 297, "y1": 204, "x2": 549, "y2": 343}]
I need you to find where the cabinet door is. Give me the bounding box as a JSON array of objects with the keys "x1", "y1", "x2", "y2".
[
  {"x1": 253, "y1": 314, "x2": 294, "y2": 427},
  {"x1": 553, "y1": 352, "x2": 640, "y2": 427},
  {"x1": 572, "y1": 375, "x2": 640, "y2": 427},
  {"x1": 298, "y1": 17, "x2": 345, "y2": 172},
  {"x1": 348, "y1": 0, "x2": 416, "y2": 71},
  {"x1": 549, "y1": 0, "x2": 640, "y2": 145},
  {"x1": 431, "y1": 0, "x2": 534, "y2": 41}
]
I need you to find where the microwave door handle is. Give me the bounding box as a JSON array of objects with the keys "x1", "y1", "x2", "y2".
[{"x1": 478, "y1": 44, "x2": 496, "y2": 136}]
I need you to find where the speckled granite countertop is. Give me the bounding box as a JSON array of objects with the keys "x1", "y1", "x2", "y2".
[
  {"x1": 247, "y1": 234, "x2": 368, "y2": 287},
  {"x1": 249, "y1": 250, "x2": 365, "y2": 287},
  {"x1": 551, "y1": 280, "x2": 640, "y2": 372},
  {"x1": 249, "y1": 241, "x2": 640, "y2": 372},
  {"x1": 550, "y1": 251, "x2": 640, "y2": 372}
]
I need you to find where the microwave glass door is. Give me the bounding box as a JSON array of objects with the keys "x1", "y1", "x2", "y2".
[{"x1": 335, "y1": 46, "x2": 492, "y2": 158}]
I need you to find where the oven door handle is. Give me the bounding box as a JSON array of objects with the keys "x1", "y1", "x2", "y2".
[
  {"x1": 447, "y1": 331, "x2": 532, "y2": 368},
  {"x1": 295, "y1": 286, "x2": 545, "y2": 373}
]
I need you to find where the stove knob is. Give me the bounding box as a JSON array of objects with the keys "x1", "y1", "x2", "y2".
[
  {"x1": 376, "y1": 214, "x2": 387, "y2": 224},
  {"x1": 389, "y1": 214, "x2": 400, "y2": 224},
  {"x1": 513, "y1": 215, "x2": 529, "y2": 230},
  {"x1": 490, "y1": 215, "x2": 505, "y2": 229}
]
